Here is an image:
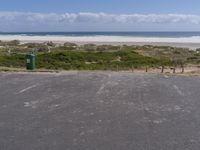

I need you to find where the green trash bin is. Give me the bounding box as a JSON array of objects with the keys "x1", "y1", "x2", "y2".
[{"x1": 26, "y1": 53, "x2": 35, "y2": 70}]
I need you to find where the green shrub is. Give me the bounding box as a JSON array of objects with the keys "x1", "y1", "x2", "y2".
[{"x1": 0, "y1": 49, "x2": 172, "y2": 70}]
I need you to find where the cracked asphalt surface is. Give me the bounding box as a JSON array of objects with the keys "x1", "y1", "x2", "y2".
[{"x1": 0, "y1": 72, "x2": 200, "y2": 150}]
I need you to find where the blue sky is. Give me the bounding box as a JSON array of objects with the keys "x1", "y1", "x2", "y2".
[
  {"x1": 1, "y1": 0, "x2": 200, "y2": 14},
  {"x1": 1, "y1": 0, "x2": 200, "y2": 31}
]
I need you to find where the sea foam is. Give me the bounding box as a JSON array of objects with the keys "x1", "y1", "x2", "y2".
[{"x1": 1, "y1": 35, "x2": 200, "y2": 43}]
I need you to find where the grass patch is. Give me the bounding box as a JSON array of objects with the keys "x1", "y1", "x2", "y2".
[{"x1": 0, "y1": 50, "x2": 172, "y2": 70}]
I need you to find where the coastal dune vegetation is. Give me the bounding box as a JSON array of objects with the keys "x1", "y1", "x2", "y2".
[{"x1": 0, "y1": 40, "x2": 199, "y2": 71}]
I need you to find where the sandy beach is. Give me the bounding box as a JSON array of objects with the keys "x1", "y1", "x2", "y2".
[{"x1": 1, "y1": 35, "x2": 200, "y2": 49}]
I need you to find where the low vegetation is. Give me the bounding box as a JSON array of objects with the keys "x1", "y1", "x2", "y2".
[
  {"x1": 0, "y1": 41, "x2": 199, "y2": 71},
  {"x1": 0, "y1": 50, "x2": 171, "y2": 70}
]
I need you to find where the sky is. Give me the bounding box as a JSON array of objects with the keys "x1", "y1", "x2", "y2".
[{"x1": 1, "y1": 0, "x2": 200, "y2": 32}]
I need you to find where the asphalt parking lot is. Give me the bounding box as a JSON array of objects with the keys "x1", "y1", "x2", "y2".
[{"x1": 0, "y1": 72, "x2": 200, "y2": 150}]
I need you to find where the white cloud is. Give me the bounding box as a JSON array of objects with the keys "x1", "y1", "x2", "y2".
[{"x1": 0, "y1": 11, "x2": 200, "y2": 31}]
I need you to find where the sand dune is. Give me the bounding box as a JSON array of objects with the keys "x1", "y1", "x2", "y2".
[{"x1": 1, "y1": 35, "x2": 200, "y2": 49}]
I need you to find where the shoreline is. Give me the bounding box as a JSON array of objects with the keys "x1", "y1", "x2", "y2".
[{"x1": 1, "y1": 35, "x2": 200, "y2": 49}]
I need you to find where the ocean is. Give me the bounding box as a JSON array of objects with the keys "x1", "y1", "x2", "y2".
[
  {"x1": 1, "y1": 32, "x2": 200, "y2": 49},
  {"x1": 1, "y1": 32, "x2": 200, "y2": 38}
]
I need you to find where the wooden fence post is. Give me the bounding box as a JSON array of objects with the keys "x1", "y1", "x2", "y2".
[
  {"x1": 181, "y1": 65, "x2": 184, "y2": 73},
  {"x1": 131, "y1": 65, "x2": 134, "y2": 72},
  {"x1": 173, "y1": 67, "x2": 176, "y2": 74},
  {"x1": 161, "y1": 66, "x2": 164, "y2": 73}
]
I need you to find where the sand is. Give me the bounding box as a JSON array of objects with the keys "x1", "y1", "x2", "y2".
[{"x1": 1, "y1": 35, "x2": 200, "y2": 49}]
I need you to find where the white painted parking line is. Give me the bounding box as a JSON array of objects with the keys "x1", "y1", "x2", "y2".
[
  {"x1": 16, "y1": 84, "x2": 38, "y2": 94},
  {"x1": 173, "y1": 85, "x2": 184, "y2": 96}
]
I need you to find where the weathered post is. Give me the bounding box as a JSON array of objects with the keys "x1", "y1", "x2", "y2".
[
  {"x1": 173, "y1": 67, "x2": 176, "y2": 74},
  {"x1": 131, "y1": 65, "x2": 134, "y2": 72},
  {"x1": 161, "y1": 66, "x2": 164, "y2": 73},
  {"x1": 181, "y1": 65, "x2": 185, "y2": 73},
  {"x1": 145, "y1": 66, "x2": 148, "y2": 72}
]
